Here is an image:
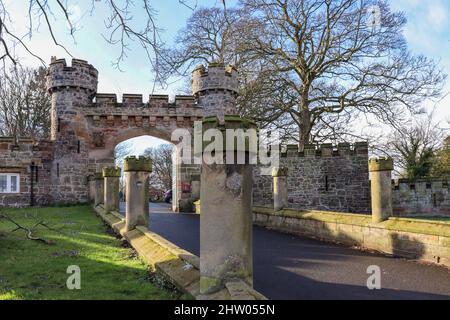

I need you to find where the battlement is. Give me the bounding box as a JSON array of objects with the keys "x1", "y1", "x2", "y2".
[
  {"x1": 102, "y1": 167, "x2": 121, "y2": 177},
  {"x1": 47, "y1": 57, "x2": 98, "y2": 94},
  {"x1": 192, "y1": 62, "x2": 239, "y2": 97},
  {"x1": 92, "y1": 93, "x2": 197, "y2": 108},
  {"x1": 369, "y1": 156, "x2": 394, "y2": 172},
  {"x1": 280, "y1": 142, "x2": 369, "y2": 158},
  {"x1": 392, "y1": 179, "x2": 450, "y2": 192},
  {"x1": 124, "y1": 156, "x2": 152, "y2": 172}
]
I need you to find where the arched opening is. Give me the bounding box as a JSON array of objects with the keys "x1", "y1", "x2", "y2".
[{"x1": 114, "y1": 135, "x2": 176, "y2": 215}]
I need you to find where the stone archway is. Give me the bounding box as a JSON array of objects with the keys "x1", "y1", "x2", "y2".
[{"x1": 46, "y1": 58, "x2": 202, "y2": 210}]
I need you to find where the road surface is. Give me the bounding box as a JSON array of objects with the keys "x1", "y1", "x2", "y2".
[{"x1": 120, "y1": 202, "x2": 450, "y2": 300}]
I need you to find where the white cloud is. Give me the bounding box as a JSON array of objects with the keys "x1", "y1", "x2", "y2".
[{"x1": 427, "y1": 2, "x2": 448, "y2": 30}]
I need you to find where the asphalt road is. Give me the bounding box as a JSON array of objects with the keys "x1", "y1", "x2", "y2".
[{"x1": 120, "y1": 202, "x2": 450, "y2": 300}]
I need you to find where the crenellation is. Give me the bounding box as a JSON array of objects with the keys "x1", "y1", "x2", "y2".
[
  {"x1": 95, "y1": 93, "x2": 117, "y2": 106},
  {"x1": 392, "y1": 178, "x2": 450, "y2": 217},
  {"x1": 304, "y1": 144, "x2": 316, "y2": 157},
  {"x1": 175, "y1": 95, "x2": 196, "y2": 107},
  {"x1": 122, "y1": 94, "x2": 143, "y2": 106},
  {"x1": 192, "y1": 63, "x2": 239, "y2": 119},
  {"x1": 320, "y1": 144, "x2": 333, "y2": 157},
  {"x1": 354, "y1": 142, "x2": 369, "y2": 156}
]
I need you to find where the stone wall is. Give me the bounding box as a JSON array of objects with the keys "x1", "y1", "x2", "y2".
[
  {"x1": 0, "y1": 137, "x2": 53, "y2": 207},
  {"x1": 392, "y1": 179, "x2": 450, "y2": 217},
  {"x1": 253, "y1": 207, "x2": 450, "y2": 268},
  {"x1": 253, "y1": 142, "x2": 371, "y2": 213}
]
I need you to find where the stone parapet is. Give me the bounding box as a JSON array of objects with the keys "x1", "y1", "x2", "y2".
[
  {"x1": 253, "y1": 206, "x2": 450, "y2": 268},
  {"x1": 280, "y1": 142, "x2": 369, "y2": 158}
]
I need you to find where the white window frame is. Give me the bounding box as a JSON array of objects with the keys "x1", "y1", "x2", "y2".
[{"x1": 0, "y1": 173, "x2": 20, "y2": 193}]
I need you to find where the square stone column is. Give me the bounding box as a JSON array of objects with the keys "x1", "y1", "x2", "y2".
[
  {"x1": 272, "y1": 167, "x2": 288, "y2": 211},
  {"x1": 93, "y1": 172, "x2": 104, "y2": 207},
  {"x1": 102, "y1": 167, "x2": 121, "y2": 213},
  {"x1": 198, "y1": 116, "x2": 257, "y2": 295},
  {"x1": 124, "y1": 156, "x2": 152, "y2": 232},
  {"x1": 369, "y1": 157, "x2": 394, "y2": 223}
]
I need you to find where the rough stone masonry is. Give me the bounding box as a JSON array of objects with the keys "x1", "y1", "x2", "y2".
[{"x1": 1, "y1": 57, "x2": 446, "y2": 217}]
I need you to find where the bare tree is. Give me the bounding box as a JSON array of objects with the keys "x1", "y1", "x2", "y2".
[
  {"x1": 154, "y1": 5, "x2": 244, "y2": 84},
  {"x1": 238, "y1": 0, "x2": 446, "y2": 147},
  {"x1": 143, "y1": 144, "x2": 173, "y2": 193},
  {"x1": 114, "y1": 141, "x2": 133, "y2": 195},
  {"x1": 157, "y1": 1, "x2": 446, "y2": 146},
  {"x1": 0, "y1": 0, "x2": 197, "y2": 70},
  {"x1": 0, "y1": 66, "x2": 51, "y2": 138},
  {"x1": 380, "y1": 112, "x2": 447, "y2": 179}
]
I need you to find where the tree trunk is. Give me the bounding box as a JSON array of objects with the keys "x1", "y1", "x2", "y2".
[{"x1": 299, "y1": 102, "x2": 312, "y2": 150}]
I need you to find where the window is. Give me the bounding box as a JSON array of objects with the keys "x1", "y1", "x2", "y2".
[{"x1": 0, "y1": 174, "x2": 20, "y2": 193}]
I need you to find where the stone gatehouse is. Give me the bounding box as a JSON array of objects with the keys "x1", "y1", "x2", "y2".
[
  {"x1": 0, "y1": 58, "x2": 203, "y2": 210},
  {"x1": 0, "y1": 57, "x2": 376, "y2": 214}
]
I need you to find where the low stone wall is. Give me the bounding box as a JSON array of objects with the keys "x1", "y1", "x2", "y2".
[
  {"x1": 253, "y1": 207, "x2": 450, "y2": 268},
  {"x1": 94, "y1": 205, "x2": 266, "y2": 300},
  {"x1": 253, "y1": 143, "x2": 370, "y2": 214}
]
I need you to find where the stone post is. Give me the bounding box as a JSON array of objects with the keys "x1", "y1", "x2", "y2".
[
  {"x1": 272, "y1": 167, "x2": 288, "y2": 211},
  {"x1": 193, "y1": 63, "x2": 257, "y2": 296},
  {"x1": 102, "y1": 167, "x2": 121, "y2": 213},
  {"x1": 124, "y1": 156, "x2": 152, "y2": 232},
  {"x1": 369, "y1": 157, "x2": 394, "y2": 223},
  {"x1": 197, "y1": 116, "x2": 257, "y2": 295},
  {"x1": 93, "y1": 172, "x2": 104, "y2": 207}
]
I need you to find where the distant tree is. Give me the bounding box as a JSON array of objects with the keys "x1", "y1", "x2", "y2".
[
  {"x1": 155, "y1": 6, "x2": 244, "y2": 83},
  {"x1": 0, "y1": 66, "x2": 51, "y2": 139},
  {"x1": 114, "y1": 141, "x2": 134, "y2": 194},
  {"x1": 431, "y1": 136, "x2": 450, "y2": 179},
  {"x1": 384, "y1": 113, "x2": 446, "y2": 180},
  {"x1": 143, "y1": 144, "x2": 173, "y2": 193},
  {"x1": 162, "y1": 1, "x2": 447, "y2": 147}
]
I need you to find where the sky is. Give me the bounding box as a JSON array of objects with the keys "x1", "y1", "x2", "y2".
[{"x1": 3, "y1": 0, "x2": 450, "y2": 153}]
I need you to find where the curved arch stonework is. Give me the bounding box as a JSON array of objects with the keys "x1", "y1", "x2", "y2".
[{"x1": 45, "y1": 58, "x2": 202, "y2": 210}]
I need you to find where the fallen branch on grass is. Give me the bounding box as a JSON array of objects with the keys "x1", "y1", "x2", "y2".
[{"x1": 0, "y1": 213, "x2": 55, "y2": 245}]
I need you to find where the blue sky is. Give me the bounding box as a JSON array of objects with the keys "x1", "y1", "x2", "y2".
[{"x1": 5, "y1": 0, "x2": 450, "y2": 151}]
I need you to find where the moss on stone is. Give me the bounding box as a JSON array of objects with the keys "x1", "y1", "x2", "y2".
[
  {"x1": 124, "y1": 156, "x2": 152, "y2": 172},
  {"x1": 200, "y1": 276, "x2": 223, "y2": 294},
  {"x1": 369, "y1": 157, "x2": 394, "y2": 172},
  {"x1": 102, "y1": 166, "x2": 121, "y2": 177},
  {"x1": 253, "y1": 206, "x2": 450, "y2": 237}
]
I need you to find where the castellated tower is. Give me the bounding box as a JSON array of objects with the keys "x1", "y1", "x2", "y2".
[
  {"x1": 192, "y1": 62, "x2": 239, "y2": 121},
  {"x1": 46, "y1": 57, "x2": 98, "y2": 204}
]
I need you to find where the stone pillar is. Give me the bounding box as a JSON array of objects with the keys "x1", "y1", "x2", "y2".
[
  {"x1": 124, "y1": 156, "x2": 152, "y2": 232},
  {"x1": 197, "y1": 116, "x2": 257, "y2": 295},
  {"x1": 102, "y1": 167, "x2": 121, "y2": 213},
  {"x1": 93, "y1": 172, "x2": 104, "y2": 207},
  {"x1": 369, "y1": 157, "x2": 394, "y2": 223},
  {"x1": 272, "y1": 167, "x2": 288, "y2": 211}
]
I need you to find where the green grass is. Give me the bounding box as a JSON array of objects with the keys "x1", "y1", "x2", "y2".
[{"x1": 0, "y1": 205, "x2": 180, "y2": 300}]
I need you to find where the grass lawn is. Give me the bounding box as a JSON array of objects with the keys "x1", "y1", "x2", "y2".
[{"x1": 0, "y1": 205, "x2": 181, "y2": 300}]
